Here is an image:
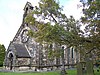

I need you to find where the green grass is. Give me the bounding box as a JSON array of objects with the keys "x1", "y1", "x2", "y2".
[
  {"x1": 0, "y1": 70, "x2": 100, "y2": 75},
  {"x1": 0, "y1": 71, "x2": 60, "y2": 75},
  {"x1": 94, "y1": 70, "x2": 100, "y2": 75},
  {"x1": 67, "y1": 70, "x2": 77, "y2": 75}
]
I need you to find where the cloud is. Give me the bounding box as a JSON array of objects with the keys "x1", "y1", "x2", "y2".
[
  {"x1": 0, "y1": 15, "x2": 11, "y2": 47},
  {"x1": 63, "y1": 0, "x2": 82, "y2": 19},
  {"x1": 0, "y1": 0, "x2": 39, "y2": 48}
]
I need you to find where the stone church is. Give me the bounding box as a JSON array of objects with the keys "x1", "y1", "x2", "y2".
[{"x1": 4, "y1": 2, "x2": 80, "y2": 71}]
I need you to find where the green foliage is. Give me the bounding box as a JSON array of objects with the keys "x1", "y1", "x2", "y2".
[
  {"x1": 25, "y1": 0, "x2": 100, "y2": 63},
  {"x1": 25, "y1": 13, "x2": 36, "y2": 25},
  {"x1": 25, "y1": 0, "x2": 83, "y2": 62},
  {"x1": 0, "y1": 71, "x2": 60, "y2": 75},
  {"x1": 80, "y1": 0, "x2": 100, "y2": 59},
  {"x1": 0, "y1": 70, "x2": 100, "y2": 75},
  {"x1": 0, "y1": 44, "x2": 5, "y2": 66}
]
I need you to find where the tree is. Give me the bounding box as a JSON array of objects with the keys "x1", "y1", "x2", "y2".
[
  {"x1": 80, "y1": 0, "x2": 100, "y2": 61},
  {"x1": 26, "y1": 0, "x2": 81, "y2": 46},
  {"x1": 0, "y1": 44, "x2": 5, "y2": 66},
  {"x1": 26, "y1": 0, "x2": 82, "y2": 74},
  {"x1": 78, "y1": 1, "x2": 100, "y2": 75}
]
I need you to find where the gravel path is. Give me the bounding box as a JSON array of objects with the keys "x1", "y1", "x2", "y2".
[{"x1": 0, "y1": 69, "x2": 14, "y2": 72}]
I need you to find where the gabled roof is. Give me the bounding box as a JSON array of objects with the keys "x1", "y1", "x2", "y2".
[
  {"x1": 24, "y1": 1, "x2": 33, "y2": 11},
  {"x1": 14, "y1": 44, "x2": 31, "y2": 58}
]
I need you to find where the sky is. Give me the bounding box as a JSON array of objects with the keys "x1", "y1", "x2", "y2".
[{"x1": 0, "y1": 0, "x2": 82, "y2": 49}]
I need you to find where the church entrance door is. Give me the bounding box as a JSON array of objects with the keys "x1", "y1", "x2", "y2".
[{"x1": 9, "y1": 53, "x2": 13, "y2": 70}]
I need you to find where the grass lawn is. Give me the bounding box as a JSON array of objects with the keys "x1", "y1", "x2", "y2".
[
  {"x1": 0, "y1": 71, "x2": 60, "y2": 75},
  {"x1": 0, "y1": 69, "x2": 100, "y2": 75}
]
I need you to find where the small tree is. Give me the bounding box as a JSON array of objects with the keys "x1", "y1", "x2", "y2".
[{"x1": 0, "y1": 44, "x2": 5, "y2": 66}]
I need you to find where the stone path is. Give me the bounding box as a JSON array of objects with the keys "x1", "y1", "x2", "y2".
[
  {"x1": 0, "y1": 68, "x2": 71, "y2": 73},
  {"x1": 0, "y1": 69, "x2": 38, "y2": 72},
  {"x1": 0, "y1": 69, "x2": 53, "y2": 73},
  {"x1": 0, "y1": 69, "x2": 60, "y2": 73},
  {"x1": 0, "y1": 69, "x2": 14, "y2": 72}
]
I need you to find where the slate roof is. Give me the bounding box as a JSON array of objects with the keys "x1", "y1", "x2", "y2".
[{"x1": 14, "y1": 44, "x2": 31, "y2": 58}]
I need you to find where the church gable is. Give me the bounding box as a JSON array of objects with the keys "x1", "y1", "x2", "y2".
[
  {"x1": 4, "y1": 2, "x2": 36, "y2": 70},
  {"x1": 24, "y1": 1, "x2": 33, "y2": 14},
  {"x1": 8, "y1": 1, "x2": 36, "y2": 56},
  {"x1": 12, "y1": 2, "x2": 34, "y2": 44}
]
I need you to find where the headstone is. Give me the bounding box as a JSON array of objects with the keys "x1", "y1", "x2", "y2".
[
  {"x1": 77, "y1": 62, "x2": 83, "y2": 75},
  {"x1": 77, "y1": 60, "x2": 94, "y2": 75},
  {"x1": 86, "y1": 60, "x2": 94, "y2": 75},
  {"x1": 77, "y1": 62, "x2": 86, "y2": 75}
]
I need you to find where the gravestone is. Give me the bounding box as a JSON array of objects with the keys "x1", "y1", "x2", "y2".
[
  {"x1": 77, "y1": 62, "x2": 86, "y2": 75},
  {"x1": 86, "y1": 60, "x2": 94, "y2": 75},
  {"x1": 77, "y1": 60, "x2": 94, "y2": 75}
]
